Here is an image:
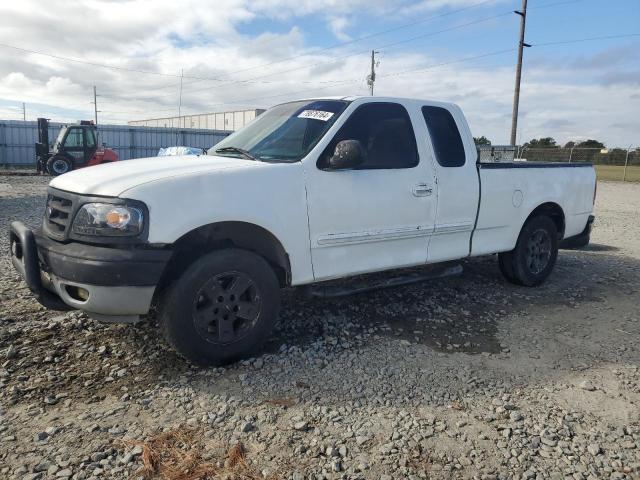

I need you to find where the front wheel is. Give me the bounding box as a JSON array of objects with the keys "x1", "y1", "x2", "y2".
[
  {"x1": 498, "y1": 215, "x2": 558, "y2": 287},
  {"x1": 46, "y1": 156, "x2": 73, "y2": 176},
  {"x1": 159, "y1": 249, "x2": 280, "y2": 366}
]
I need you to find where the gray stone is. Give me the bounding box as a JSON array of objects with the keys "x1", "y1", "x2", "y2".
[
  {"x1": 587, "y1": 443, "x2": 601, "y2": 455},
  {"x1": 5, "y1": 344, "x2": 17, "y2": 359},
  {"x1": 510, "y1": 411, "x2": 523, "y2": 422},
  {"x1": 241, "y1": 421, "x2": 254, "y2": 433},
  {"x1": 293, "y1": 421, "x2": 308, "y2": 431},
  {"x1": 579, "y1": 380, "x2": 596, "y2": 391}
]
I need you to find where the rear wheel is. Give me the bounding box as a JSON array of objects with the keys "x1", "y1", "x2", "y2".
[
  {"x1": 498, "y1": 215, "x2": 558, "y2": 286},
  {"x1": 159, "y1": 249, "x2": 280, "y2": 366},
  {"x1": 46, "y1": 156, "x2": 73, "y2": 176}
]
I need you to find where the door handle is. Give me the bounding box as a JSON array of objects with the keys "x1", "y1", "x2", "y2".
[{"x1": 412, "y1": 183, "x2": 433, "y2": 197}]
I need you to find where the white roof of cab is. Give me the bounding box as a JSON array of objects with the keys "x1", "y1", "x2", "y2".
[{"x1": 290, "y1": 95, "x2": 458, "y2": 109}]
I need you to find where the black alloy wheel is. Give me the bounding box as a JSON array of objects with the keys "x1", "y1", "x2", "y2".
[
  {"x1": 192, "y1": 271, "x2": 262, "y2": 345},
  {"x1": 526, "y1": 228, "x2": 552, "y2": 275}
]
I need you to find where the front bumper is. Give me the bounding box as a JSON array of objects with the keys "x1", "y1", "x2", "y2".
[{"x1": 10, "y1": 221, "x2": 171, "y2": 321}]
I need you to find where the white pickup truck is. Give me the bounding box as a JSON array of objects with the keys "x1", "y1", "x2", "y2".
[{"x1": 10, "y1": 96, "x2": 596, "y2": 365}]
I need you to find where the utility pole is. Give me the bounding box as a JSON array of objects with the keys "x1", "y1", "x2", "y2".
[
  {"x1": 176, "y1": 69, "x2": 184, "y2": 145},
  {"x1": 367, "y1": 50, "x2": 379, "y2": 96},
  {"x1": 92, "y1": 85, "x2": 99, "y2": 125},
  {"x1": 510, "y1": 0, "x2": 531, "y2": 146},
  {"x1": 22, "y1": 102, "x2": 26, "y2": 121}
]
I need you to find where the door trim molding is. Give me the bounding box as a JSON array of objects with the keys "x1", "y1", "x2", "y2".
[
  {"x1": 432, "y1": 222, "x2": 474, "y2": 235},
  {"x1": 317, "y1": 225, "x2": 432, "y2": 247}
]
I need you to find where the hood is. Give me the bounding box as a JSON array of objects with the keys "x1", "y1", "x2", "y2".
[{"x1": 49, "y1": 155, "x2": 261, "y2": 197}]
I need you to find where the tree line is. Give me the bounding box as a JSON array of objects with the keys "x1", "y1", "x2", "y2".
[
  {"x1": 472, "y1": 137, "x2": 637, "y2": 165},
  {"x1": 473, "y1": 136, "x2": 607, "y2": 149}
]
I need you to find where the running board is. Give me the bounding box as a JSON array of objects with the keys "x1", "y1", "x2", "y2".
[{"x1": 306, "y1": 263, "x2": 463, "y2": 298}]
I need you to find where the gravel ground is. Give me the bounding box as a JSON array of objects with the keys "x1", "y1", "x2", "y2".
[{"x1": 0, "y1": 175, "x2": 638, "y2": 480}]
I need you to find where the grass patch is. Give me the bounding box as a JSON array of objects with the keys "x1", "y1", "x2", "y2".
[{"x1": 595, "y1": 165, "x2": 640, "y2": 182}]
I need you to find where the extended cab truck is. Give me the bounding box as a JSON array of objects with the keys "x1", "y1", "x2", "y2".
[{"x1": 10, "y1": 96, "x2": 596, "y2": 365}]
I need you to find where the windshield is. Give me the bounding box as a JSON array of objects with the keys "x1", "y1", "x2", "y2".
[{"x1": 209, "y1": 99, "x2": 349, "y2": 162}]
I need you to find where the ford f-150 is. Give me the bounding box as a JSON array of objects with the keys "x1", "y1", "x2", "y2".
[{"x1": 10, "y1": 96, "x2": 596, "y2": 365}]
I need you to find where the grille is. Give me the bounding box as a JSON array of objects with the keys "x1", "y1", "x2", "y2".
[{"x1": 44, "y1": 191, "x2": 75, "y2": 240}]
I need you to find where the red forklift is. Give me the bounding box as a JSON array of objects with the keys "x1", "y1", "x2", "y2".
[{"x1": 36, "y1": 118, "x2": 119, "y2": 176}]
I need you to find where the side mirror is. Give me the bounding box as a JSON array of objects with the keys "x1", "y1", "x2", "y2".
[{"x1": 327, "y1": 140, "x2": 365, "y2": 170}]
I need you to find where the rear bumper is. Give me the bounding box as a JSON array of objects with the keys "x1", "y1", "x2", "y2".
[
  {"x1": 10, "y1": 221, "x2": 171, "y2": 320},
  {"x1": 560, "y1": 214, "x2": 594, "y2": 248}
]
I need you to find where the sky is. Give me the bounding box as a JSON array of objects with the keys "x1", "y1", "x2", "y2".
[{"x1": 0, "y1": 0, "x2": 638, "y2": 146}]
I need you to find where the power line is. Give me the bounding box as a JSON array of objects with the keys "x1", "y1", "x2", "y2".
[
  {"x1": 98, "y1": 60, "x2": 510, "y2": 117},
  {"x1": 96, "y1": 29, "x2": 640, "y2": 105},
  {"x1": 97, "y1": 30, "x2": 637, "y2": 118},
  {"x1": 0, "y1": 42, "x2": 205, "y2": 80},
  {"x1": 92, "y1": 3, "x2": 504, "y2": 102},
  {"x1": 223, "y1": 0, "x2": 497, "y2": 77},
  {"x1": 103, "y1": 52, "x2": 518, "y2": 118},
  {"x1": 13, "y1": 28, "x2": 637, "y2": 121},
  {"x1": 532, "y1": 33, "x2": 640, "y2": 46},
  {"x1": 124, "y1": 0, "x2": 585, "y2": 95},
  {"x1": 147, "y1": 10, "x2": 520, "y2": 101},
  {"x1": 166, "y1": 0, "x2": 588, "y2": 97},
  {"x1": 377, "y1": 48, "x2": 517, "y2": 78},
  {"x1": 136, "y1": 0, "x2": 583, "y2": 90}
]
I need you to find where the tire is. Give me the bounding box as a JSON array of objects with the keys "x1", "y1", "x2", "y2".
[
  {"x1": 159, "y1": 248, "x2": 280, "y2": 366},
  {"x1": 498, "y1": 215, "x2": 558, "y2": 287},
  {"x1": 498, "y1": 251, "x2": 518, "y2": 283},
  {"x1": 46, "y1": 156, "x2": 73, "y2": 176}
]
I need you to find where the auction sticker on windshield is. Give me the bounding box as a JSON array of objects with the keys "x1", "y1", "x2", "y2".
[{"x1": 298, "y1": 110, "x2": 334, "y2": 121}]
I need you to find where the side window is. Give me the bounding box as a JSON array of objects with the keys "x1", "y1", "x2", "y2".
[
  {"x1": 63, "y1": 128, "x2": 83, "y2": 148},
  {"x1": 319, "y1": 102, "x2": 419, "y2": 169},
  {"x1": 421, "y1": 106, "x2": 466, "y2": 167},
  {"x1": 86, "y1": 129, "x2": 96, "y2": 148}
]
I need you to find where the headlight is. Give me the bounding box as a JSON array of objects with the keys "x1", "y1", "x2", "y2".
[{"x1": 72, "y1": 203, "x2": 144, "y2": 237}]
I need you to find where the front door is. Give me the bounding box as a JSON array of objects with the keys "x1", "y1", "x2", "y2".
[
  {"x1": 84, "y1": 128, "x2": 97, "y2": 162},
  {"x1": 304, "y1": 101, "x2": 437, "y2": 281},
  {"x1": 60, "y1": 127, "x2": 87, "y2": 166}
]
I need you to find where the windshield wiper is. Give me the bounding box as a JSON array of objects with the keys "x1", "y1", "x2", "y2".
[{"x1": 214, "y1": 146, "x2": 258, "y2": 161}]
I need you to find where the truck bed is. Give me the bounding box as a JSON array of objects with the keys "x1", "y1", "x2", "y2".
[{"x1": 471, "y1": 161, "x2": 596, "y2": 256}]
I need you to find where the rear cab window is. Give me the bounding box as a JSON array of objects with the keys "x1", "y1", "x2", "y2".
[{"x1": 421, "y1": 106, "x2": 466, "y2": 167}]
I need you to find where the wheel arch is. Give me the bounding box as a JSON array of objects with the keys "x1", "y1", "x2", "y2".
[
  {"x1": 523, "y1": 202, "x2": 566, "y2": 240},
  {"x1": 155, "y1": 221, "x2": 291, "y2": 296}
]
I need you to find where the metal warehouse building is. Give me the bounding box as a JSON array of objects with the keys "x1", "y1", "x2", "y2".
[
  {"x1": 128, "y1": 108, "x2": 266, "y2": 131},
  {"x1": 0, "y1": 120, "x2": 230, "y2": 166}
]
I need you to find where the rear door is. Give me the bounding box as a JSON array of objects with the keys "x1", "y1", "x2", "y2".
[
  {"x1": 304, "y1": 100, "x2": 437, "y2": 280},
  {"x1": 420, "y1": 104, "x2": 480, "y2": 262}
]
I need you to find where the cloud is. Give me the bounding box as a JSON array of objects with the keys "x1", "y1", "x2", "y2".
[
  {"x1": 398, "y1": 0, "x2": 507, "y2": 16},
  {"x1": 328, "y1": 16, "x2": 352, "y2": 41},
  {"x1": 0, "y1": 0, "x2": 637, "y2": 146}
]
